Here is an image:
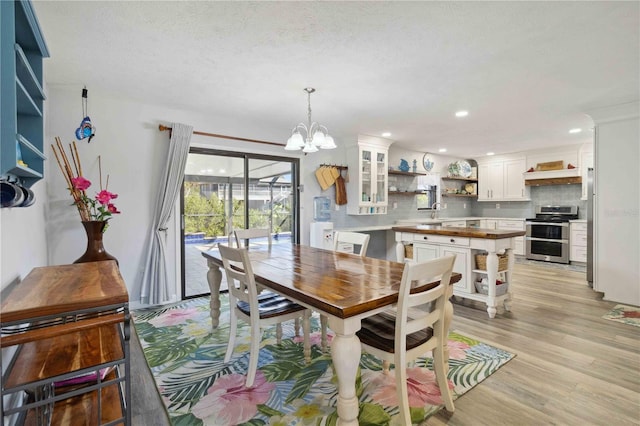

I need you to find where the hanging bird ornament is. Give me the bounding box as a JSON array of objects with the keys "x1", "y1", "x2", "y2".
[{"x1": 75, "y1": 86, "x2": 96, "y2": 142}]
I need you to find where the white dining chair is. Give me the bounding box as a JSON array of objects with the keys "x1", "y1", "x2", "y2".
[
  {"x1": 333, "y1": 231, "x2": 370, "y2": 256},
  {"x1": 356, "y1": 254, "x2": 456, "y2": 424},
  {"x1": 233, "y1": 227, "x2": 272, "y2": 248},
  {"x1": 218, "y1": 244, "x2": 311, "y2": 387},
  {"x1": 318, "y1": 231, "x2": 372, "y2": 351},
  {"x1": 234, "y1": 227, "x2": 305, "y2": 336}
]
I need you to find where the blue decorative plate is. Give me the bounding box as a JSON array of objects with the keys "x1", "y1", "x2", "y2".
[{"x1": 423, "y1": 154, "x2": 434, "y2": 172}]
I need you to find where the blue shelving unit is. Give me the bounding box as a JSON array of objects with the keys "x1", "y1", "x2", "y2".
[{"x1": 1, "y1": 0, "x2": 49, "y2": 189}]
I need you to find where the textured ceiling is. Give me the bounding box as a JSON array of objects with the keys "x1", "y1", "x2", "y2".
[{"x1": 33, "y1": 1, "x2": 639, "y2": 158}]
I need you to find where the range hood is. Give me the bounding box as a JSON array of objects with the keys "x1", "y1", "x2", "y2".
[{"x1": 524, "y1": 168, "x2": 582, "y2": 186}]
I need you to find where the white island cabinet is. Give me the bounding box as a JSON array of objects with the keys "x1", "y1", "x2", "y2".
[{"x1": 393, "y1": 225, "x2": 525, "y2": 318}]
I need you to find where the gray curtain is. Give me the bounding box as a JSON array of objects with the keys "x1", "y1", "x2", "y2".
[{"x1": 140, "y1": 123, "x2": 193, "y2": 305}]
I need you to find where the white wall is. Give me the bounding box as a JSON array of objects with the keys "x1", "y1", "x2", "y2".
[
  {"x1": 44, "y1": 85, "x2": 307, "y2": 304},
  {"x1": 0, "y1": 181, "x2": 48, "y2": 292},
  {"x1": 587, "y1": 101, "x2": 640, "y2": 305}
]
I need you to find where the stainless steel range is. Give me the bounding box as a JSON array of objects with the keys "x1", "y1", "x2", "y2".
[{"x1": 526, "y1": 206, "x2": 579, "y2": 264}]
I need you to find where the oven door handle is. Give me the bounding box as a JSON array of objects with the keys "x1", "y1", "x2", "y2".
[
  {"x1": 526, "y1": 222, "x2": 569, "y2": 227},
  {"x1": 526, "y1": 237, "x2": 569, "y2": 244}
]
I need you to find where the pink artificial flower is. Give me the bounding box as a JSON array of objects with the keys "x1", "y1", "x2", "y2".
[
  {"x1": 148, "y1": 307, "x2": 199, "y2": 328},
  {"x1": 368, "y1": 367, "x2": 454, "y2": 408},
  {"x1": 71, "y1": 176, "x2": 91, "y2": 191},
  {"x1": 446, "y1": 340, "x2": 471, "y2": 360},
  {"x1": 191, "y1": 371, "x2": 275, "y2": 425},
  {"x1": 293, "y1": 331, "x2": 332, "y2": 347},
  {"x1": 107, "y1": 203, "x2": 121, "y2": 214},
  {"x1": 424, "y1": 340, "x2": 471, "y2": 360},
  {"x1": 96, "y1": 189, "x2": 118, "y2": 205}
]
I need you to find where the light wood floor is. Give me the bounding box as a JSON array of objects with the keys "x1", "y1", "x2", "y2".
[
  {"x1": 130, "y1": 263, "x2": 640, "y2": 425},
  {"x1": 429, "y1": 263, "x2": 640, "y2": 425}
]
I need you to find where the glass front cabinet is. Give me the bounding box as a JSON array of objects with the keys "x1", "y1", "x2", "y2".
[{"x1": 346, "y1": 135, "x2": 393, "y2": 215}]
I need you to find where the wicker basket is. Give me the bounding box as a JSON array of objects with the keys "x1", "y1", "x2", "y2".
[
  {"x1": 475, "y1": 253, "x2": 508, "y2": 271},
  {"x1": 404, "y1": 244, "x2": 414, "y2": 259},
  {"x1": 475, "y1": 280, "x2": 509, "y2": 295}
]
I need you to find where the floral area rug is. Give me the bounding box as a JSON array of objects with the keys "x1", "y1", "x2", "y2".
[
  {"x1": 602, "y1": 304, "x2": 640, "y2": 327},
  {"x1": 133, "y1": 296, "x2": 515, "y2": 426}
]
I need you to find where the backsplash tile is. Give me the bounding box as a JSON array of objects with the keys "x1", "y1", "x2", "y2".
[{"x1": 328, "y1": 183, "x2": 586, "y2": 230}]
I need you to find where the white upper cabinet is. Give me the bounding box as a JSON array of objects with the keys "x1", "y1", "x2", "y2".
[
  {"x1": 477, "y1": 156, "x2": 529, "y2": 201},
  {"x1": 346, "y1": 135, "x2": 394, "y2": 215},
  {"x1": 478, "y1": 162, "x2": 504, "y2": 200},
  {"x1": 503, "y1": 158, "x2": 528, "y2": 199}
]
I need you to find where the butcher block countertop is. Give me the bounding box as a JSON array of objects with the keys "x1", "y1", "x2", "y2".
[{"x1": 392, "y1": 225, "x2": 526, "y2": 239}]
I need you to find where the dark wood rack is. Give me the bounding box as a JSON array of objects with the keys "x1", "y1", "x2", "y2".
[
  {"x1": 319, "y1": 164, "x2": 348, "y2": 170},
  {"x1": 388, "y1": 170, "x2": 426, "y2": 177}
]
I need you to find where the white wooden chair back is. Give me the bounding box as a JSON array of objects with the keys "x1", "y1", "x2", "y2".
[
  {"x1": 396, "y1": 254, "x2": 455, "y2": 355},
  {"x1": 234, "y1": 228, "x2": 272, "y2": 249},
  {"x1": 218, "y1": 244, "x2": 258, "y2": 310},
  {"x1": 333, "y1": 231, "x2": 370, "y2": 257}
]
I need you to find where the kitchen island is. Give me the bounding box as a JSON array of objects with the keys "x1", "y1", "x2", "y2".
[{"x1": 392, "y1": 225, "x2": 526, "y2": 318}]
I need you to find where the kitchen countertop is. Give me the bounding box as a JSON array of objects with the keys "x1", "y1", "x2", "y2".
[
  {"x1": 392, "y1": 225, "x2": 526, "y2": 239},
  {"x1": 395, "y1": 217, "x2": 526, "y2": 225},
  {"x1": 337, "y1": 225, "x2": 394, "y2": 232},
  {"x1": 336, "y1": 217, "x2": 530, "y2": 233}
]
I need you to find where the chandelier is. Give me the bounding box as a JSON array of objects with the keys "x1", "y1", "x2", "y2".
[{"x1": 284, "y1": 88, "x2": 336, "y2": 153}]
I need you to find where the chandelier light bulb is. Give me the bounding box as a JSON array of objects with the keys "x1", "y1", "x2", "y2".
[
  {"x1": 303, "y1": 142, "x2": 319, "y2": 153},
  {"x1": 321, "y1": 135, "x2": 336, "y2": 149},
  {"x1": 312, "y1": 130, "x2": 326, "y2": 146},
  {"x1": 285, "y1": 132, "x2": 305, "y2": 150}
]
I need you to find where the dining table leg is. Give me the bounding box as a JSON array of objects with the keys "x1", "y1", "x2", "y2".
[
  {"x1": 327, "y1": 316, "x2": 361, "y2": 426},
  {"x1": 205, "y1": 258, "x2": 223, "y2": 328}
]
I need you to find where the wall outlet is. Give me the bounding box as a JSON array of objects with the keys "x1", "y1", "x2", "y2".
[
  {"x1": 463, "y1": 203, "x2": 467, "y2": 209},
  {"x1": 496, "y1": 203, "x2": 501, "y2": 209},
  {"x1": 335, "y1": 204, "x2": 340, "y2": 211},
  {"x1": 443, "y1": 203, "x2": 447, "y2": 209},
  {"x1": 393, "y1": 202, "x2": 398, "y2": 209}
]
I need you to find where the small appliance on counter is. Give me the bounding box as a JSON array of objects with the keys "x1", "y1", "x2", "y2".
[{"x1": 525, "y1": 205, "x2": 579, "y2": 264}]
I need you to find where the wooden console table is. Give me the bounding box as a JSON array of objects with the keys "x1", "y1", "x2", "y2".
[{"x1": 0, "y1": 261, "x2": 130, "y2": 425}]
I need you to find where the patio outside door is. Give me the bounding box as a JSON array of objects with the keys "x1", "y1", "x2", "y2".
[{"x1": 181, "y1": 148, "x2": 299, "y2": 299}]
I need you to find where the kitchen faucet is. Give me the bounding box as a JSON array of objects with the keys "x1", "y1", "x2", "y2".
[{"x1": 430, "y1": 202, "x2": 441, "y2": 219}]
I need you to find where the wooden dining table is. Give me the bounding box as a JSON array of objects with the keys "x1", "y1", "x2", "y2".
[{"x1": 202, "y1": 243, "x2": 460, "y2": 426}]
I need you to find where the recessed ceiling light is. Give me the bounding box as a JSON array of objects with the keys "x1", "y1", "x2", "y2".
[
  {"x1": 439, "y1": 148, "x2": 447, "y2": 153},
  {"x1": 569, "y1": 128, "x2": 582, "y2": 134},
  {"x1": 382, "y1": 132, "x2": 391, "y2": 137},
  {"x1": 455, "y1": 110, "x2": 469, "y2": 117},
  {"x1": 219, "y1": 169, "x2": 226, "y2": 174},
  {"x1": 487, "y1": 152, "x2": 495, "y2": 156}
]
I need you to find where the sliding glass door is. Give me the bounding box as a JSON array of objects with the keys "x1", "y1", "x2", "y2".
[{"x1": 181, "y1": 148, "x2": 299, "y2": 299}]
